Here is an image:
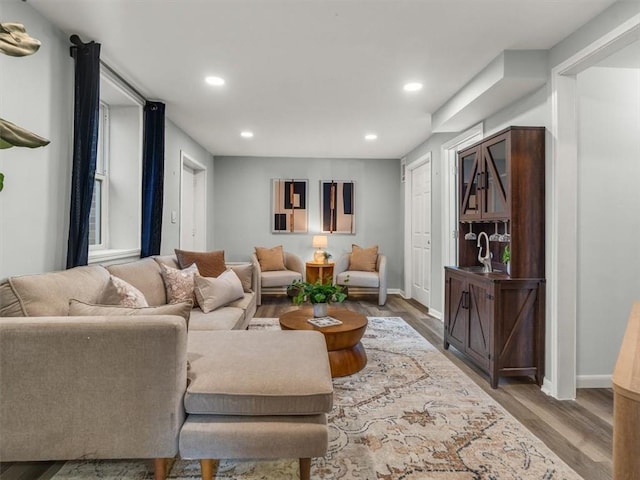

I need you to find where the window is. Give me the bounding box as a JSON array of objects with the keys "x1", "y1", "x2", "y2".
[
  {"x1": 89, "y1": 102, "x2": 108, "y2": 249},
  {"x1": 87, "y1": 68, "x2": 143, "y2": 263}
]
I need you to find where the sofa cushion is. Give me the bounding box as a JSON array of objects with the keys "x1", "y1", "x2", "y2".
[
  {"x1": 185, "y1": 330, "x2": 333, "y2": 416},
  {"x1": 260, "y1": 269, "x2": 302, "y2": 287},
  {"x1": 194, "y1": 270, "x2": 244, "y2": 314},
  {"x1": 228, "y1": 263, "x2": 253, "y2": 293},
  {"x1": 188, "y1": 306, "x2": 245, "y2": 331},
  {"x1": 68, "y1": 299, "x2": 192, "y2": 324},
  {"x1": 255, "y1": 245, "x2": 286, "y2": 271},
  {"x1": 175, "y1": 249, "x2": 226, "y2": 278},
  {"x1": 106, "y1": 258, "x2": 167, "y2": 306},
  {"x1": 153, "y1": 255, "x2": 180, "y2": 270},
  {"x1": 336, "y1": 270, "x2": 379, "y2": 288},
  {"x1": 0, "y1": 265, "x2": 111, "y2": 317},
  {"x1": 349, "y1": 244, "x2": 378, "y2": 272},
  {"x1": 160, "y1": 263, "x2": 199, "y2": 305},
  {"x1": 101, "y1": 275, "x2": 149, "y2": 307}
]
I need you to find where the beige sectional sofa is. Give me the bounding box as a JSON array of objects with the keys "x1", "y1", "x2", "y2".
[{"x1": 0, "y1": 254, "x2": 257, "y2": 468}]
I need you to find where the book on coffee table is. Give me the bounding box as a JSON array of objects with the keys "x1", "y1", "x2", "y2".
[{"x1": 307, "y1": 316, "x2": 343, "y2": 327}]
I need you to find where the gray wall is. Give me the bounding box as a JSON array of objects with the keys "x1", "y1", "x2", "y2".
[
  {"x1": 401, "y1": 132, "x2": 456, "y2": 315},
  {"x1": 0, "y1": 1, "x2": 73, "y2": 278},
  {"x1": 162, "y1": 120, "x2": 215, "y2": 255},
  {"x1": 213, "y1": 156, "x2": 403, "y2": 289},
  {"x1": 0, "y1": 1, "x2": 216, "y2": 277},
  {"x1": 576, "y1": 65, "x2": 640, "y2": 377}
]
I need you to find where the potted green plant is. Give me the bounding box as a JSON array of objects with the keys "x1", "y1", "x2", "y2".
[
  {"x1": 502, "y1": 245, "x2": 511, "y2": 275},
  {"x1": 290, "y1": 279, "x2": 347, "y2": 317}
]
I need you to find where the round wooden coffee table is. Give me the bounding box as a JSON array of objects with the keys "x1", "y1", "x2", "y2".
[{"x1": 279, "y1": 307, "x2": 368, "y2": 377}]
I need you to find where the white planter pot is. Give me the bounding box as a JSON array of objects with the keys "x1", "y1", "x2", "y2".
[{"x1": 313, "y1": 302, "x2": 328, "y2": 318}]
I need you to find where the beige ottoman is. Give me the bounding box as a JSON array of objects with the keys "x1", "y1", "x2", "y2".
[{"x1": 180, "y1": 330, "x2": 334, "y2": 480}]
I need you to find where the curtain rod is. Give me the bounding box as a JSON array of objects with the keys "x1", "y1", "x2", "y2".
[{"x1": 100, "y1": 60, "x2": 147, "y2": 105}]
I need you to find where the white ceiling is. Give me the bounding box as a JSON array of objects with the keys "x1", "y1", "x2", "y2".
[{"x1": 24, "y1": 0, "x2": 618, "y2": 159}]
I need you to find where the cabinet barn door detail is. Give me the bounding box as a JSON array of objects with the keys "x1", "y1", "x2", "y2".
[
  {"x1": 444, "y1": 273, "x2": 467, "y2": 350},
  {"x1": 467, "y1": 281, "x2": 492, "y2": 369}
]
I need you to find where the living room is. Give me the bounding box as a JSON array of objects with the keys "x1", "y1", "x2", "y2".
[{"x1": 1, "y1": 0, "x2": 639, "y2": 479}]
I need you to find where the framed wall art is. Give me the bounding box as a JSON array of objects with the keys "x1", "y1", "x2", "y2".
[
  {"x1": 320, "y1": 180, "x2": 355, "y2": 234},
  {"x1": 272, "y1": 178, "x2": 308, "y2": 233}
]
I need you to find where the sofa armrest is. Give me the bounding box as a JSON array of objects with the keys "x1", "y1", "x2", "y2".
[
  {"x1": 333, "y1": 254, "x2": 351, "y2": 280},
  {"x1": 0, "y1": 315, "x2": 187, "y2": 462},
  {"x1": 377, "y1": 254, "x2": 388, "y2": 305},
  {"x1": 283, "y1": 252, "x2": 304, "y2": 278},
  {"x1": 250, "y1": 253, "x2": 262, "y2": 300}
]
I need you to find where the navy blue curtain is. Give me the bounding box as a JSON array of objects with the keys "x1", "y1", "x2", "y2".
[
  {"x1": 140, "y1": 101, "x2": 165, "y2": 258},
  {"x1": 66, "y1": 38, "x2": 100, "y2": 269}
]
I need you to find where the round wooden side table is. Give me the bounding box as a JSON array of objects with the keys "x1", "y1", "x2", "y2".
[{"x1": 279, "y1": 307, "x2": 368, "y2": 377}]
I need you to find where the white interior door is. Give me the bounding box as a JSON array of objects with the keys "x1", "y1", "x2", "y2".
[
  {"x1": 181, "y1": 165, "x2": 196, "y2": 249},
  {"x1": 180, "y1": 151, "x2": 207, "y2": 251},
  {"x1": 410, "y1": 158, "x2": 431, "y2": 307}
]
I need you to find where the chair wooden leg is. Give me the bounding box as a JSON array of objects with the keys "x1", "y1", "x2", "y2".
[
  {"x1": 154, "y1": 458, "x2": 167, "y2": 480},
  {"x1": 200, "y1": 459, "x2": 218, "y2": 480},
  {"x1": 299, "y1": 458, "x2": 311, "y2": 480}
]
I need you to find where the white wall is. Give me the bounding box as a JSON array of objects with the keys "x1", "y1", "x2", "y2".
[
  {"x1": 0, "y1": 1, "x2": 73, "y2": 278},
  {"x1": 213, "y1": 156, "x2": 403, "y2": 289},
  {"x1": 576, "y1": 65, "x2": 640, "y2": 380}
]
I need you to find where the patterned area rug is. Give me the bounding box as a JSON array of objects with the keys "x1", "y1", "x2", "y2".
[{"x1": 52, "y1": 317, "x2": 582, "y2": 479}]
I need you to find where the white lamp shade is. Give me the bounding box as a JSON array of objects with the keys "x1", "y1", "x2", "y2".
[{"x1": 312, "y1": 235, "x2": 328, "y2": 249}]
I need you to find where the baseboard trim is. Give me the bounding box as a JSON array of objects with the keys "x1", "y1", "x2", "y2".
[
  {"x1": 429, "y1": 309, "x2": 443, "y2": 320},
  {"x1": 387, "y1": 288, "x2": 402, "y2": 295},
  {"x1": 576, "y1": 374, "x2": 612, "y2": 389}
]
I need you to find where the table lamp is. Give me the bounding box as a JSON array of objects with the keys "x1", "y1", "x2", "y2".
[{"x1": 312, "y1": 235, "x2": 328, "y2": 263}]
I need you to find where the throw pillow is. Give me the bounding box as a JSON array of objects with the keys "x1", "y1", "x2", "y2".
[
  {"x1": 160, "y1": 263, "x2": 199, "y2": 304},
  {"x1": 68, "y1": 299, "x2": 192, "y2": 324},
  {"x1": 229, "y1": 263, "x2": 253, "y2": 292},
  {"x1": 349, "y1": 244, "x2": 379, "y2": 272},
  {"x1": 194, "y1": 270, "x2": 244, "y2": 313},
  {"x1": 255, "y1": 245, "x2": 286, "y2": 271},
  {"x1": 101, "y1": 275, "x2": 149, "y2": 308},
  {"x1": 175, "y1": 249, "x2": 226, "y2": 277}
]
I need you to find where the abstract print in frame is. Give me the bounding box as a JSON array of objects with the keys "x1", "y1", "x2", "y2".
[
  {"x1": 321, "y1": 180, "x2": 355, "y2": 234},
  {"x1": 272, "y1": 179, "x2": 308, "y2": 233}
]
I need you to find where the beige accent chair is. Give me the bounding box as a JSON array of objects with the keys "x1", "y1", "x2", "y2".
[
  {"x1": 251, "y1": 251, "x2": 304, "y2": 305},
  {"x1": 334, "y1": 253, "x2": 388, "y2": 306}
]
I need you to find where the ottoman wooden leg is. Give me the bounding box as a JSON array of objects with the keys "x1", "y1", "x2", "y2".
[
  {"x1": 299, "y1": 458, "x2": 311, "y2": 480},
  {"x1": 154, "y1": 458, "x2": 167, "y2": 480},
  {"x1": 199, "y1": 459, "x2": 219, "y2": 480}
]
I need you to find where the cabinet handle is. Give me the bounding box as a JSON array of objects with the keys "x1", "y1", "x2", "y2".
[
  {"x1": 476, "y1": 172, "x2": 482, "y2": 191},
  {"x1": 462, "y1": 291, "x2": 469, "y2": 309}
]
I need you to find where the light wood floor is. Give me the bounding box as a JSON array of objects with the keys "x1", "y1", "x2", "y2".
[{"x1": 1, "y1": 294, "x2": 612, "y2": 480}]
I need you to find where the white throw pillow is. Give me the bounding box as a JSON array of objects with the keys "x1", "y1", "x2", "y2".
[{"x1": 194, "y1": 269, "x2": 244, "y2": 313}]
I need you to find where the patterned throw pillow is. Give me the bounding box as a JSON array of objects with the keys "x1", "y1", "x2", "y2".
[
  {"x1": 159, "y1": 263, "x2": 199, "y2": 304},
  {"x1": 349, "y1": 244, "x2": 379, "y2": 272},
  {"x1": 194, "y1": 270, "x2": 245, "y2": 313},
  {"x1": 102, "y1": 275, "x2": 149, "y2": 307},
  {"x1": 255, "y1": 245, "x2": 286, "y2": 271},
  {"x1": 175, "y1": 249, "x2": 226, "y2": 277}
]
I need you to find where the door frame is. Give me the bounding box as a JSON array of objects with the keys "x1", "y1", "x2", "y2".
[
  {"x1": 403, "y1": 151, "x2": 431, "y2": 305},
  {"x1": 548, "y1": 13, "x2": 639, "y2": 400},
  {"x1": 441, "y1": 124, "x2": 484, "y2": 312},
  {"x1": 180, "y1": 150, "x2": 207, "y2": 250}
]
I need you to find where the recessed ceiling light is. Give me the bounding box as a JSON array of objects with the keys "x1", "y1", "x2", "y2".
[
  {"x1": 403, "y1": 82, "x2": 423, "y2": 92},
  {"x1": 240, "y1": 131, "x2": 254, "y2": 138},
  {"x1": 365, "y1": 133, "x2": 378, "y2": 141},
  {"x1": 205, "y1": 76, "x2": 225, "y2": 86}
]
